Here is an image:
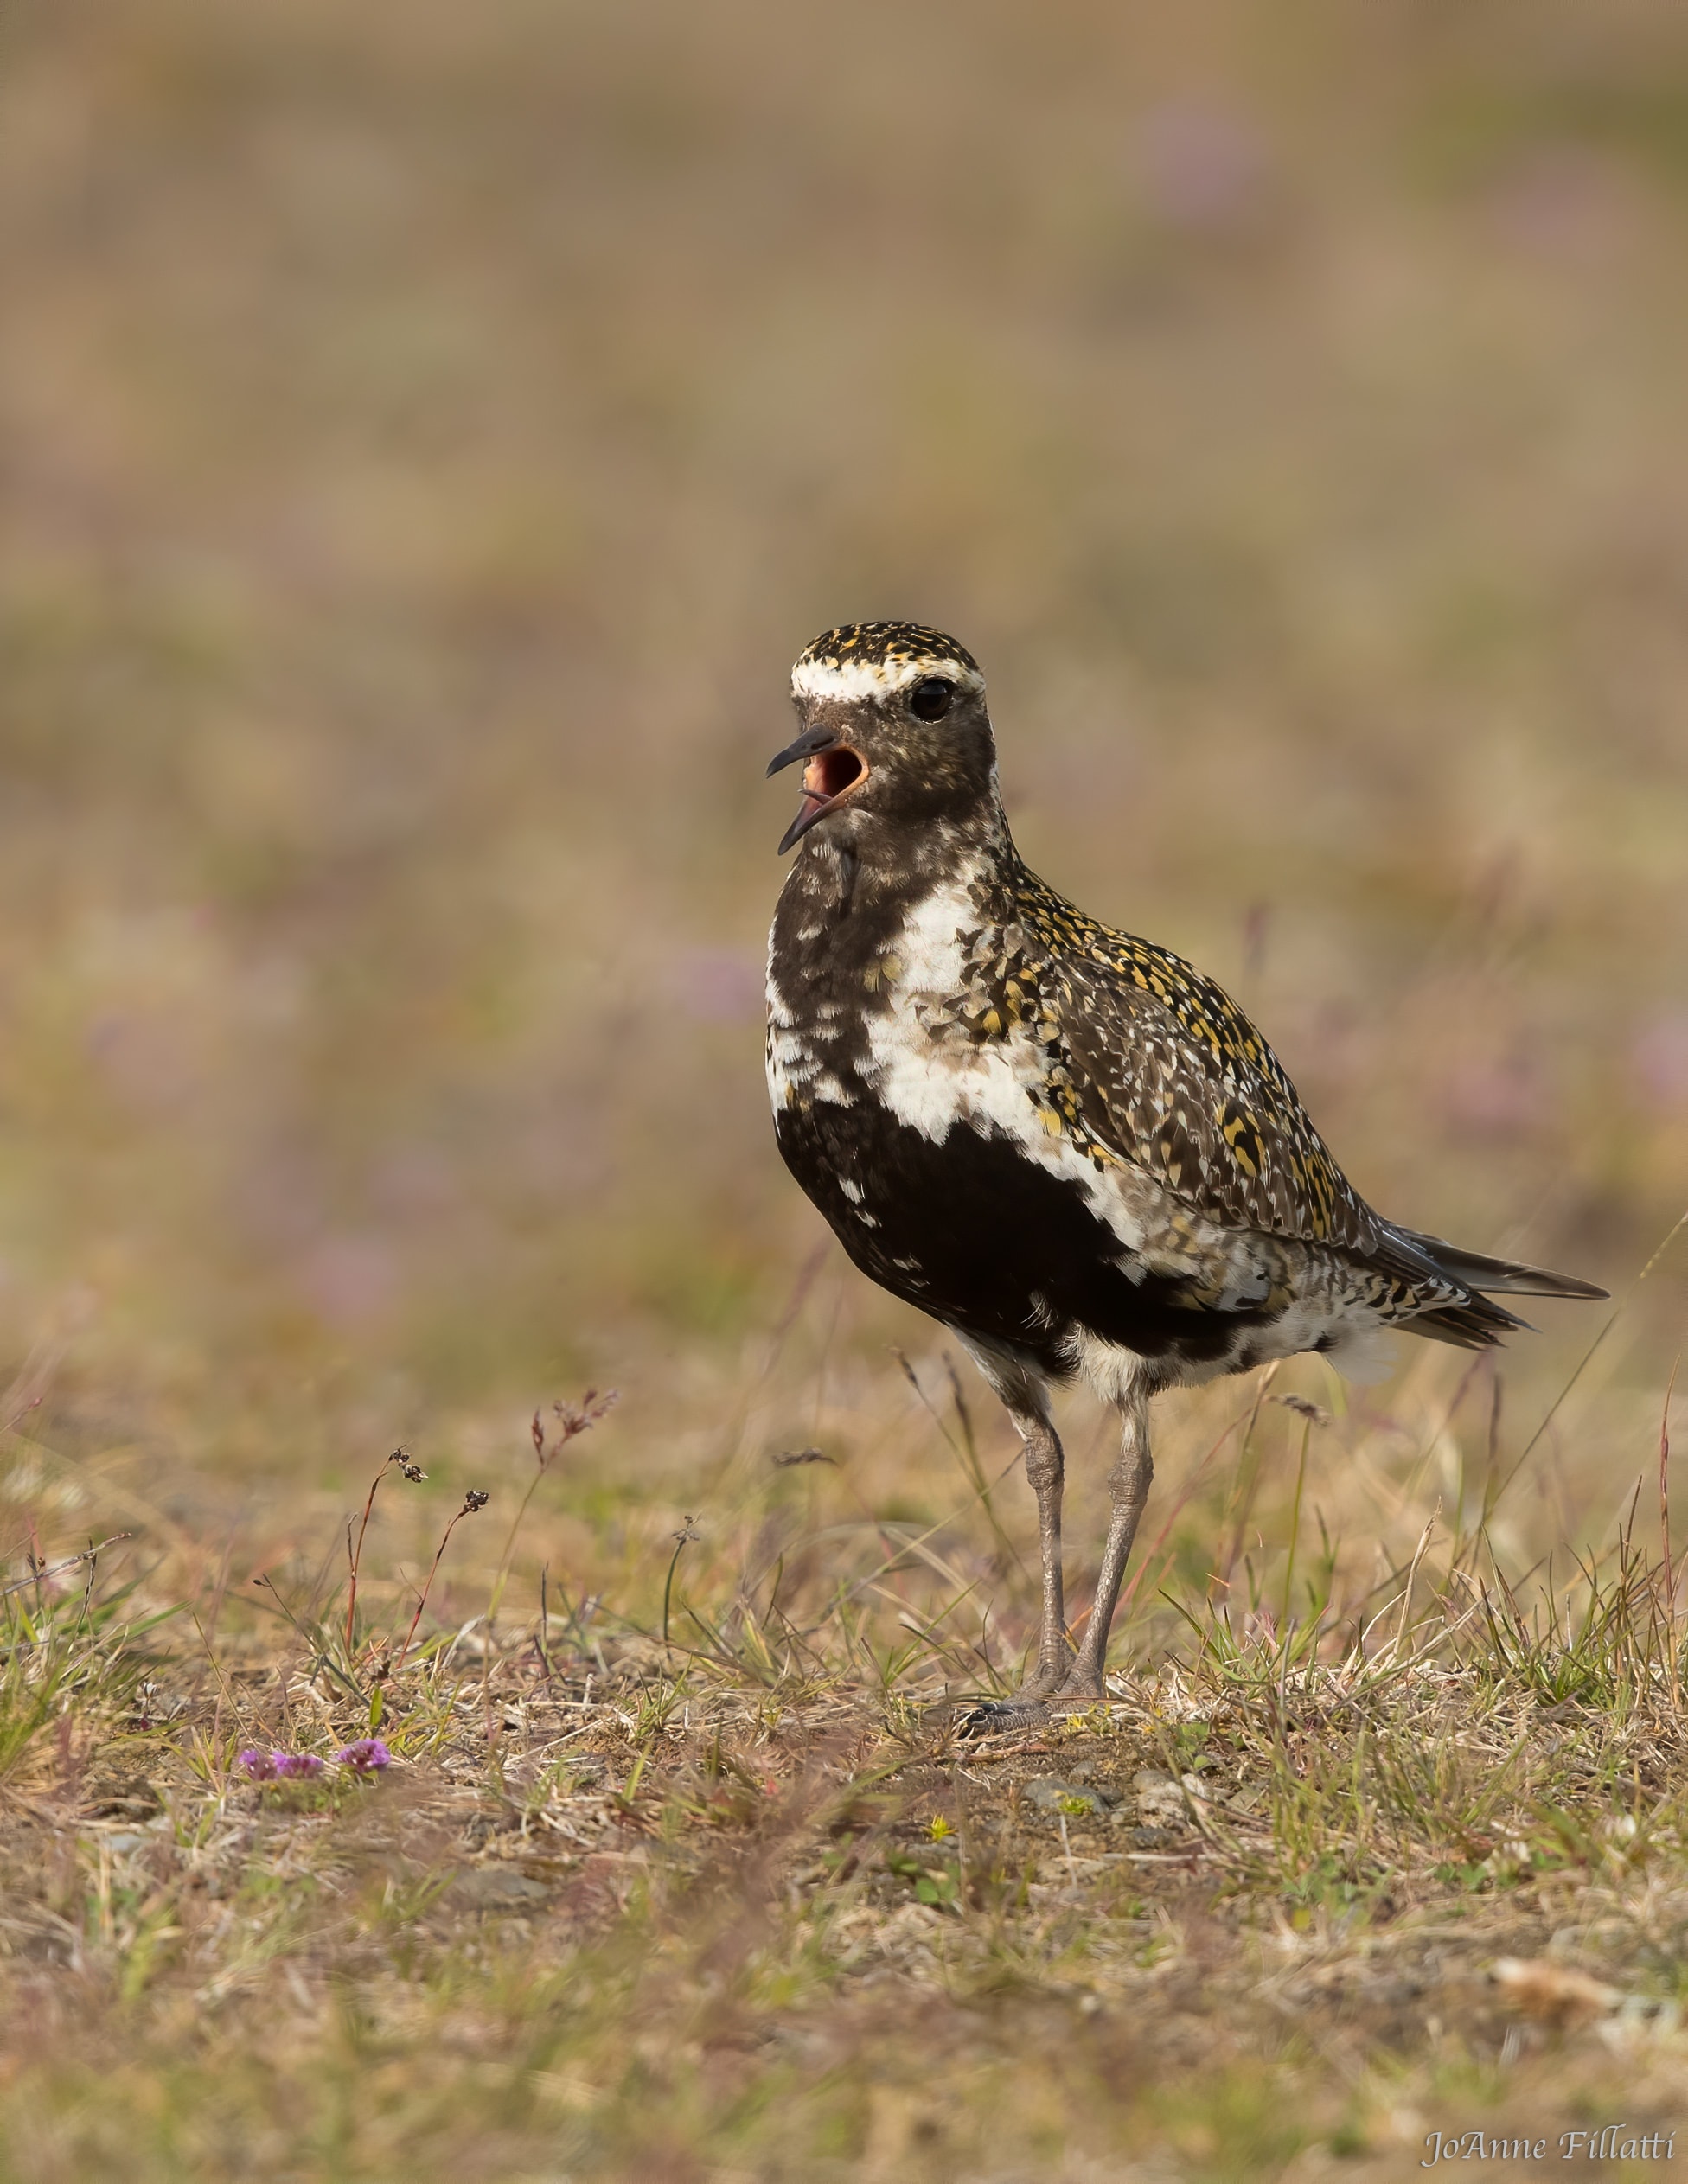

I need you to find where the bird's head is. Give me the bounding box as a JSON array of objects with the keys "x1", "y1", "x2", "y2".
[{"x1": 767, "y1": 622, "x2": 997, "y2": 857}]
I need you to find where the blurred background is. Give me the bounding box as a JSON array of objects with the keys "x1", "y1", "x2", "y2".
[{"x1": 2, "y1": 0, "x2": 1685, "y2": 1605}]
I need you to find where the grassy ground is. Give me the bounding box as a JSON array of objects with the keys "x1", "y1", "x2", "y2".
[
  {"x1": 6, "y1": 1332, "x2": 1688, "y2": 2179},
  {"x1": 4, "y1": 0, "x2": 1688, "y2": 2175}
]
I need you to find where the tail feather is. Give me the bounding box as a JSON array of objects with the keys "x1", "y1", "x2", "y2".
[
  {"x1": 1366, "y1": 1224, "x2": 1607, "y2": 1351},
  {"x1": 1392, "y1": 1226, "x2": 1609, "y2": 1303},
  {"x1": 1408, "y1": 1293, "x2": 1535, "y2": 1350}
]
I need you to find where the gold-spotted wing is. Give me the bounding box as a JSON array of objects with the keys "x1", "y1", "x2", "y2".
[{"x1": 1039, "y1": 922, "x2": 1382, "y2": 1255}]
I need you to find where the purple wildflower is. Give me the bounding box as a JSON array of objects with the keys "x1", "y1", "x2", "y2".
[
  {"x1": 336, "y1": 1737, "x2": 392, "y2": 1774},
  {"x1": 238, "y1": 1748, "x2": 278, "y2": 1781},
  {"x1": 272, "y1": 1752, "x2": 325, "y2": 1779}
]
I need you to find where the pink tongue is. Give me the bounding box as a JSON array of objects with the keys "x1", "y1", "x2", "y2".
[{"x1": 788, "y1": 785, "x2": 830, "y2": 834}]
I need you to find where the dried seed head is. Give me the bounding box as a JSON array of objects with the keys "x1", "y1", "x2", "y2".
[
  {"x1": 463, "y1": 1489, "x2": 489, "y2": 1513},
  {"x1": 553, "y1": 1388, "x2": 620, "y2": 1440}
]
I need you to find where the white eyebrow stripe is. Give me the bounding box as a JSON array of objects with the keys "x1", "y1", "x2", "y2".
[{"x1": 790, "y1": 656, "x2": 984, "y2": 702}]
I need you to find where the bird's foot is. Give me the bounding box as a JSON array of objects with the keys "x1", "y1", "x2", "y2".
[
  {"x1": 960, "y1": 1695, "x2": 1051, "y2": 1734},
  {"x1": 956, "y1": 1661, "x2": 1074, "y2": 1734}
]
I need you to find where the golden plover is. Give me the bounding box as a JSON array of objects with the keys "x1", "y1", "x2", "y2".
[{"x1": 764, "y1": 621, "x2": 1605, "y2": 1718}]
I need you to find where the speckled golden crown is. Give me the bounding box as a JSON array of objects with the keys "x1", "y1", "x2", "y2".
[{"x1": 795, "y1": 622, "x2": 981, "y2": 677}]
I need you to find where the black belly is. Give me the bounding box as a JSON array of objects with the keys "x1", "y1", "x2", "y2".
[{"x1": 775, "y1": 1098, "x2": 1271, "y2": 1379}]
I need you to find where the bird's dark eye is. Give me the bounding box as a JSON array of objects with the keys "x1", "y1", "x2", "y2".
[{"x1": 908, "y1": 676, "x2": 955, "y2": 722}]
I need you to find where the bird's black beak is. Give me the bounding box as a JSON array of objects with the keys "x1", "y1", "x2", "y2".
[
  {"x1": 765, "y1": 721, "x2": 839, "y2": 779},
  {"x1": 767, "y1": 723, "x2": 869, "y2": 854}
]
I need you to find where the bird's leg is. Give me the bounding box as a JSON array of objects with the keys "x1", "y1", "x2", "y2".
[
  {"x1": 963, "y1": 1393, "x2": 1069, "y2": 1721},
  {"x1": 1055, "y1": 1392, "x2": 1153, "y2": 1707},
  {"x1": 942, "y1": 1344, "x2": 1069, "y2": 1726},
  {"x1": 1011, "y1": 1404, "x2": 1069, "y2": 1704}
]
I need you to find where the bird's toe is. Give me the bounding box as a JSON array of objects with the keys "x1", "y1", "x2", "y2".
[{"x1": 956, "y1": 1694, "x2": 1053, "y2": 1736}]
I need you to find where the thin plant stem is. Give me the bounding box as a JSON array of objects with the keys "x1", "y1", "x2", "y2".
[
  {"x1": 397, "y1": 1492, "x2": 488, "y2": 1672},
  {"x1": 892, "y1": 1348, "x2": 1026, "y2": 1583},
  {"x1": 494, "y1": 1471, "x2": 547, "y2": 1592},
  {"x1": 1662, "y1": 1355, "x2": 1681, "y2": 1708},
  {"x1": 1279, "y1": 1416, "x2": 1313, "y2": 1638},
  {"x1": 489, "y1": 1393, "x2": 619, "y2": 1622},
  {"x1": 662, "y1": 1523, "x2": 699, "y2": 1651},
  {"x1": 0, "y1": 1532, "x2": 131, "y2": 1603},
  {"x1": 346, "y1": 1451, "x2": 424, "y2": 1654},
  {"x1": 1119, "y1": 1409, "x2": 1249, "y2": 1619},
  {"x1": 1487, "y1": 1200, "x2": 1688, "y2": 1520},
  {"x1": 1220, "y1": 1362, "x2": 1282, "y2": 1585}
]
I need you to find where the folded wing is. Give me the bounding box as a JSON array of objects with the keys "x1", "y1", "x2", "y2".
[{"x1": 1050, "y1": 942, "x2": 1607, "y2": 1344}]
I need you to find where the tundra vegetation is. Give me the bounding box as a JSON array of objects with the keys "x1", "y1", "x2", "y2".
[{"x1": 3, "y1": 2, "x2": 1688, "y2": 2176}]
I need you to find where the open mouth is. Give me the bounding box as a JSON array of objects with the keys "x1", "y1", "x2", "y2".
[
  {"x1": 777, "y1": 744, "x2": 868, "y2": 853},
  {"x1": 805, "y1": 746, "x2": 866, "y2": 804}
]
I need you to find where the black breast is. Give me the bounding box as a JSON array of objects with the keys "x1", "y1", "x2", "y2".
[{"x1": 775, "y1": 1100, "x2": 1269, "y2": 1378}]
